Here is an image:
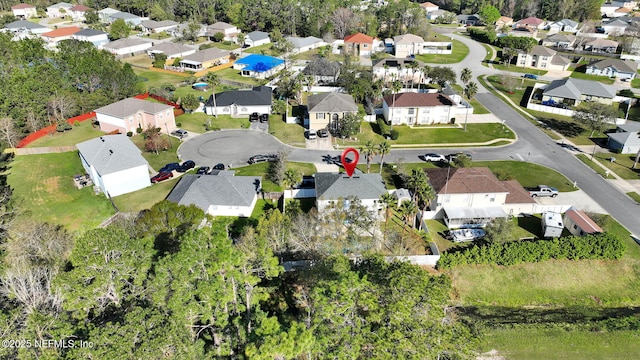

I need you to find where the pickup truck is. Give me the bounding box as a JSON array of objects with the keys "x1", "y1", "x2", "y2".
[{"x1": 528, "y1": 185, "x2": 558, "y2": 198}]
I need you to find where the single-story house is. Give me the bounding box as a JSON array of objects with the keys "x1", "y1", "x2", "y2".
[
  {"x1": 427, "y1": 9, "x2": 451, "y2": 21},
  {"x1": 495, "y1": 16, "x2": 514, "y2": 29},
  {"x1": 514, "y1": 16, "x2": 546, "y2": 30},
  {"x1": 109, "y1": 11, "x2": 142, "y2": 26},
  {"x1": 232, "y1": 54, "x2": 285, "y2": 79},
  {"x1": 420, "y1": 2, "x2": 439, "y2": 12},
  {"x1": 71, "y1": 28, "x2": 109, "y2": 47},
  {"x1": 382, "y1": 92, "x2": 455, "y2": 126},
  {"x1": 393, "y1": 33, "x2": 425, "y2": 58},
  {"x1": 76, "y1": 135, "x2": 151, "y2": 197},
  {"x1": 205, "y1": 86, "x2": 272, "y2": 117},
  {"x1": 547, "y1": 19, "x2": 579, "y2": 33},
  {"x1": 507, "y1": 27, "x2": 538, "y2": 39},
  {"x1": 285, "y1": 36, "x2": 326, "y2": 54},
  {"x1": 542, "y1": 78, "x2": 617, "y2": 106},
  {"x1": 586, "y1": 58, "x2": 638, "y2": 80},
  {"x1": 601, "y1": 1, "x2": 626, "y2": 17},
  {"x1": 68, "y1": 5, "x2": 91, "y2": 22},
  {"x1": 302, "y1": 58, "x2": 341, "y2": 84},
  {"x1": 424, "y1": 167, "x2": 517, "y2": 228},
  {"x1": 147, "y1": 42, "x2": 196, "y2": 59},
  {"x1": 46, "y1": 2, "x2": 73, "y2": 18},
  {"x1": 41, "y1": 26, "x2": 81, "y2": 44},
  {"x1": 98, "y1": 7, "x2": 120, "y2": 23},
  {"x1": 244, "y1": 30, "x2": 270, "y2": 47},
  {"x1": 140, "y1": 20, "x2": 179, "y2": 34},
  {"x1": 602, "y1": 18, "x2": 630, "y2": 35},
  {"x1": 166, "y1": 173, "x2": 261, "y2": 217},
  {"x1": 179, "y1": 47, "x2": 231, "y2": 70},
  {"x1": 563, "y1": 208, "x2": 603, "y2": 236},
  {"x1": 102, "y1": 38, "x2": 153, "y2": 56},
  {"x1": 207, "y1": 21, "x2": 238, "y2": 41},
  {"x1": 516, "y1": 45, "x2": 571, "y2": 71},
  {"x1": 542, "y1": 33, "x2": 576, "y2": 49},
  {"x1": 457, "y1": 14, "x2": 481, "y2": 26},
  {"x1": 11, "y1": 3, "x2": 37, "y2": 19},
  {"x1": 307, "y1": 93, "x2": 359, "y2": 131},
  {"x1": 94, "y1": 97, "x2": 177, "y2": 134},
  {"x1": 584, "y1": 38, "x2": 619, "y2": 53},
  {"x1": 344, "y1": 32, "x2": 375, "y2": 56},
  {"x1": 607, "y1": 121, "x2": 640, "y2": 154},
  {"x1": 315, "y1": 172, "x2": 387, "y2": 217},
  {"x1": 2, "y1": 20, "x2": 49, "y2": 37}
]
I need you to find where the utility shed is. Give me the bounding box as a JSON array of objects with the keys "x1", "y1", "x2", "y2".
[{"x1": 542, "y1": 211, "x2": 564, "y2": 238}]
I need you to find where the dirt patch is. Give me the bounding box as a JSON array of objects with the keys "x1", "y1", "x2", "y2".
[{"x1": 477, "y1": 349, "x2": 505, "y2": 360}]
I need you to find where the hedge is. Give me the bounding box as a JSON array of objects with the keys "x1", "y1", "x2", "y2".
[{"x1": 437, "y1": 233, "x2": 625, "y2": 269}]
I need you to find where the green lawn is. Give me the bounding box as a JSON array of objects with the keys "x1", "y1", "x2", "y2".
[
  {"x1": 268, "y1": 117, "x2": 306, "y2": 146},
  {"x1": 143, "y1": 32, "x2": 171, "y2": 40},
  {"x1": 176, "y1": 112, "x2": 250, "y2": 133},
  {"x1": 208, "y1": 42, "x2": 242, "y2": 51},
  {"x1": 490, "y1": 62, "x2": 548, "y2": 75},
  {"x1": 172, "y1": 83, "x2": 238, "y2": 102},
  {"x1": 576, "y1": 154, "x2": 616, "y2": 179},
  {"x1": 6, "y1": 152, "x2": 115, "y2": 231},
  {"x1": 482, "y1": 327, "x2": 640, "y2": 360},
  {"x1": 129, "y1": 134, "x2": 181, "y2": 171},
  {"x1": 571, "y1": 68, "x2": 616, "y2": 85},
  {"x1": 591, "y1": 152, "x2": 640, "y2": 180},
  {"x1": 215, "y1": 67, "x2": 268, "y2": 86},
  {"x1": 414, "y1": 38, "x2": 469, "y2": 64},
  {"x1": 113, "y1": 176, "x2": 179, "y2": 212},
  {"x1": 631, "y1": 78, "x2": 640, "y2": 89},
  {"x1": 134, "y1": 68, "x2": 187, "y2": 90},
  {"x1": 628, "y1": 191, "x2": 640, "y2": 203},
  {"x1": 243, "y1": 43, "x2": 280, "y2": 56},
  {"x1": 474, "y1": 161, "x2": 577, "y2": 192},
  {"x1": 450, "y1": 84, "x2": 490, "y2": 114},
  {"x1": 232, "y1": 162, "x2": 317, "y2": 192},
  {"x1": 26, "y1": 120, "x2": 104, "y2": 147}
]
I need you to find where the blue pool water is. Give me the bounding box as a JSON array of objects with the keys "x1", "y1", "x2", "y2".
[
  {"x1": 235, "y1": 54, "x2": 284, "y2": 73},
  {"x1": 192, "y1": 82, "x2": 209, "y2": 90}
]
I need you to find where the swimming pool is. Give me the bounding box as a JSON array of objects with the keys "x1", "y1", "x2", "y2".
[
  {"x1": 234, "y1": 54, "x2": 285, "y2": 73},
  {"x1": 192, "y1": 82, "x2": 209, "y2": 90}
]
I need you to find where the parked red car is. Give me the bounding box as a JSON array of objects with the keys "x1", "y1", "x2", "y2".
[{"x1": 151, "y1": 171, "x2": 173, "y2": 183}]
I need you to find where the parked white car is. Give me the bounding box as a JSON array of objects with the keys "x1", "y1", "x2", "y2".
[{"x1": 423, "y1": 153, "x2": 447, "y2": 162}]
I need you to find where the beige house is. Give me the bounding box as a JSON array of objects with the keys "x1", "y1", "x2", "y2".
[
  {"x1": 516, "y1": 45, "x2": 570, "y2": 71},
  {"x1": 95, "y1": 98, "x2": 177, "y2": 134},
  {"x1": 179, "y1": 47, "x2": 231, "y2": 70},
  {"x1": 307, "y1": 93, "x2": 358, "y2": 131},
  {"x1": 393, "y1": 34, "x2": 425, "y2": 58},
  {"x1": 542, "y1": 78, "x2": 617, "y2": 106}
]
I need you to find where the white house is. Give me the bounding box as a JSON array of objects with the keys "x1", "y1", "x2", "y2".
[
  {"x1": 285, "y1": 36, "x2": 326, "y2": 54},
  {"x1": 46, "y1": 2, "x2": 73, "y2": 18},
  {"x1": 382, "y1": 92, "x2": 455, "y2": 125},
  {"x1": 563, "y1": 208, "x2": 603, "y2": 236},
  {"x1": 40, "y1": 26, "x2": 81, "y2": 44},
  {"x1": 607, "y1": 122, "x2": 640, "y2": 154},
  {"x1": 71, "y1": 28, "x2": 109, "y2": 47},
  {"x1": 232, "y1": 54, "x2": 285, "y2": 79},
  {"x1": 602, "y1": 19, "x2": 630, "y2": 35},
  {"x1": 393, "y1": 33, "x2": 425, "y2": 58},
  {"x1": 11, "y1": 3, "x2": 37, "y2": 19},
  {"x1": 516, "y1": 45, "x2": 571, "y2": 71},
  {"x1": 147, "y1": 42, "x2": 196, "y2": 59},
  {"x1": 98, "y1": 7, "x2": 120, "y2": 23},
  {"x1": 68, "y1": 5, "x2": 92, "y2": 22},
  {"x1": 207, "y1": 21, "x2": 239, "y2": 41},
  {"x1": 76, "y1": 135, "x2": 151, "y2": 197},
  {"x1": 2, "y1": 20, "x2": 49, "y2": 39},
  {"x1": 244, "y1": 30, "x2": 271, "y2": 47},
  {"x1": 547, "y1": 19, "x2": 579, "y2": 33},
  {"x1": 94, "y1": 97, "x2": 177, "y2": 134},
  {"x1": 102, "y1": 38, "x2": 153, "y2": 55},
  {"x1": 586, "y1": 58, "x2": 638, "y2": 80},
  {"x1": 166, "y1": 173, "x2": 261, "y2": 217},
  {"x1": 205, "y1": 86, "x2": 272, "y2": 117},
  {"x1": 315, "y1": 172, "x2": 387, "y2": 217},
  {"x1": 140, "y1": 20, "x2": 179, "y2": 34}
]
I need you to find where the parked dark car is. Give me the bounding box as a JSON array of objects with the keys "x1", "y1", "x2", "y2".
[
  {"x1": 523, "y1": 73, "x2": 538, "y2": 80},
  {"x1": 447, "y1": 153, "x2": 473, "y2": 162},
  {"x1": 176, "y1": 160, "x2": 196, "y2": 173},
  {"x1": 260, "y1": 114, "x2": 269, "y2": 123},
  {"x1": 213, "y1": 163, "x2": 226, "y2": 170},
  {"x1": 171, "y1": 129, "x2": 188, "y2": 138},
  {"x1": 196, "y1": 166, "x2": 210, "y2": 175},
  {"x1": 248, "y1": 154, "x2": 277, "y2": 164},
  {"x1": 159, "y1": 162, "x2": 180, "y2": 173},
  {"x1": 317, "y1": 129, "x2": 329, "y2": 138},
  {"x1": 151, "y1": 172, "x2": 173, "y2": 183},
  {"x1": 249, "y1": 112, "x2": 259, "y2": 122}
]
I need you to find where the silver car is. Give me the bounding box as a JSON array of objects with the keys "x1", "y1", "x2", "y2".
[{"x1": 423, "y1": 153, "x2": 447, "y2": 162}]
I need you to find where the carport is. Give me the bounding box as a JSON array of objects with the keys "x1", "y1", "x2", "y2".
[{"x1": 443, "y1": 206, "x2": 508, "y2": 229}]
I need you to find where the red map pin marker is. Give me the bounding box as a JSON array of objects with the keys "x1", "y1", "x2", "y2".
[{"x1": 340, "y1": 147, "x2": 359, "y2": 177}]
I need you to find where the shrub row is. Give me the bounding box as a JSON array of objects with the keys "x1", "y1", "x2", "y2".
[
  {"x1": 467, "y1": 28, "x2": 537, "y2": 52},
  {"x1": 437, "y1": 233, "x2": 625, "y2": 269}
]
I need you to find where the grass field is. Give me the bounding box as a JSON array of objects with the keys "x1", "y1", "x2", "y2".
[
  {"x1": 268, "y1": 117, "x2": 306, "y2": 146},
  {"x1": 113, "y1": 176, "x2": 179, "y2": 213},
  {"x1": 215, "y1": 67, "x2": 267, "y2": 86},
  {"x1": 591, "y1": 152, "x2": 640, "y2": 180},
  {"x1": 134, "y1": 68, "x2": 187, "y2": 90},
  {"x1": 129, "y1": 134, "x2": 181, "y2": 171},
  {"x1": 26, "y1": 120, "x2": 104, "y2": 147},
  {"x1": 243, "y1": 43, "x2": 280, "y2": 56},
  {"x1": 576, "y1": 154, "x2": 616, "y2": 179},
  {"x1": 627, "y1": 191, "x2": 640, "y2": 202},
  {"x1": 474, "y1": 161, "x2": 577, "y2": 192},
  {"x1": 490, "y1": 62, "x2": 548, "y2": 75},
  {"x1": 450, "y1": 84, "x2": 490, "y2": 114},
  {"x1": 176, "y1": 112, "x2": 250, "y2": 133},
  {"x1": 414, "y1": 38, "x2": 469, "y2": 64},
  {"x1": 6, "y1": 152, "x2": 115, "y2": 231},
  {"x1": 233, "y1": 162, "x2": 317, "y2": 192}
]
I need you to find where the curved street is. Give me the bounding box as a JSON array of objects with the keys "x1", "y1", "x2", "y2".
[{"x1": 179, "y1": 30, "x2": 640, "y2": 236}]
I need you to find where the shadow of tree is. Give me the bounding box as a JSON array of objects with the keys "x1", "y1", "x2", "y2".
[{"x1": 538, "y1": 117, "x2": 586, "y2": 137}]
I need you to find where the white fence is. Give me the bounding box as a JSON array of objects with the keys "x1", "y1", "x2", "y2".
[
  {"x1": 527, "y1": 103, "x2": 574, "y2": 116},
  {"x1": 532, "y1": 204, "x2": 573, "y2": 214}
]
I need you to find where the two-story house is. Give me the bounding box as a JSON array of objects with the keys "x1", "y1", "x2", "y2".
[
  {"x1": 382, "y1": 93, "x2": 454, "y2": 125},
  {"x1": 516, "y1": 45, "x2": 570, "y2": 71},
  {"x1": 95, "y1": 98, "x2": 177, "y2": 134},
  {"x1": 393, "y1": 33, "x2": 425, "y2": 58},
  {"x1": 307, "y1": 93, "x2": 358, "y2": 131},
  {"x1": 344, "y1": 32, "x2": 375, "y2": 56}
]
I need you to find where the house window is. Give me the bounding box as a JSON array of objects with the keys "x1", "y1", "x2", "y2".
[
  {"x1": 573, "y1": 224, "x2": 577, "y2": 229},
  {"x1": 363, "y1": 44, "x2": 368, "y2": 48},
  {"x1": 541, "y1": 62, "x2": 547, "y2": 68},
  {"x1": 318, "y1": 113, "x2": 325, "y2": 120},
  {"x1": 408, "y1": 108, "x2": 415, "y2": 115}
]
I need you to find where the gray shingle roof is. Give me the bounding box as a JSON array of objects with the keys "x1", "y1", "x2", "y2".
[
  {"x1": 608, "y1": 130, "x2": 640, "y2": 146},
  {"x1": 285, "y1": 36, "x2": 323, "y2": 49},
  {"x1": 530, "y1": 45, "x2": 556, "y2": 56},
  {"x1": 103, "y1": 37, "x2": 152, "y2": 50},
  {"x1": 589, "y1": 58, "x2": 638, "y2": 74},
  {"x1": 148, "y1": 42, "x2": 194, "y2": 56},
  {"x1": 393, "y1": 33, "x2": 425, "y2": 45},
  {"x1": 48, "y1": 2, "x2": 73, "y2": 9},
  {"x1": 141, "y1": 20, "x2": 178, "y2": 29},
  {"x1": 307, "y1": 93, "x2": 358, "y2": 113},
  {"x1": 247, "y1": 30, "x2": 269, "y2": 42},
  {"x1": 95, "y1": 98, "x2": 173, "y2": 118},
  {"x1": 166, "y1": 174, "x2": 261, "y2": 209},
  {"x1": 181, "y1": 47, "x2": 230, "y2": 64},
  {"x1": 543, "y1": 78, "x2": 616, "y2": 100},
  {"x1": 205, "y1": 86, "x2": 272, "y2": 107},
  {"x1": 4, "y1": 20, "x2": 47, "y2": 30},
  {"x1": 76, "y1": 135, "x2": 148, "y2": 175},
  {"x1": 315, "y1": 173, "x2": 387, "y2": 201},
  {"x1": 110, "y1": 12, "x2": 140, "y2": 20},
  {"x1": 545, "y1": 33, "x2": 576, "y2": 42},
  {"x1": 74, "y1": 28, "x2": 107, "y2": 37},
  {"x1": 556, "y1": 19, "x2": 578, "y2": 27}
]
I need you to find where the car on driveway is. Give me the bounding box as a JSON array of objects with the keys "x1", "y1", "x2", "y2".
[
  {"x1": 171, "y1": 129, "x2": 188, "y2": 138},
  {"x1": 176, "y1": 160, "x2": 196, "y2": 173},
  {"x1": 151, "y1": 172, "x2": 173, "y2": 183},
  {"x1": 260, "y1": 114, "x2": 269, "y2": 123},
  {"x1": 196, "y1": 166, "x2": 210, "y2": 175},
  {"x1": 317, "y1": 129, "x2": 329, "y2": 138},
  {"x1": 213, "y1": 163, "x2": 226, "y2": 170},
  {"x1": 159, "y1": 162, "x2": 180, "y2": 173},
  {"x1": 423, "y1": 153, "x2": 447, "y2": 162},
  {"x1": 307, "y1": 129, "x2": 317, "y2": 140},
  {"x1": 249, "y1": 112, "x2": 259, "y2": 122}
]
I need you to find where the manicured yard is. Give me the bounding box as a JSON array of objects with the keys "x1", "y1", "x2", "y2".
[
  {"x1": 414, "y1": 38, "x2": 469, "y2": 64},
  {"x1": 134, "y1": 68, "x2": 187, "y2": 90},
  {"x1": 129, "y1": 134, "x2": 181, "y2": 171},
  {"x1": 450, "y1": 84, "x2": 490, "y2": 114},
  {"x1": 628, "y1": 191, "x2": 640, "y2": 202},
  {"x1": 631, "y1": 78, "x2": 640, "y2": 89},
  {"x1": 490, "y1": 62, "x2": 548, "y2": 75},
  {"x1": 232, "y1": 162, "x2": 317, "y2": 192},
  {"x1": 176, "y1": 112, "x2": 250, "y2": 133},
  {"x1": 576, "y1": 154, "x2": 616, "y2": 179},
  {"x1": 268, "y1": 117, "x2": 306, "y2": 146},
  {"x1": 215, "y1": 67, "x2": 267, "y2": 86},
  {"x1": 570, "y1": 68, "x2": 616, "y2": 85},
  {"x1": 113, "y1": 176, "x2": 180, "y2": 212},
  {"x1": 474, "y1": 161, "x2": 577, "y2": 192},
  {"x1": 26, "y1": 120, "x2": 104, "y2": 147},
  {"x1": 207, "y1": 42, "x2": 241, "y2": 51},
  {"x1": 172, "y1": 83, "x2": 238, "y2": 102},
  {"x1": 6, "y1": 152, "x2": 115, "y2": 231},
  {"x1": 123, "y1": 54, "x2": 153, "y2": 68},
  {"x1": 591, "y1": 152, "x2": 640, "y2": 180},
  {"x1": 243, "y1": 43, "x2": 280, "y2": 56}
]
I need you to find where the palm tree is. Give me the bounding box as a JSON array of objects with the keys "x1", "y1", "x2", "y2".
[
  {"x1": 377, "y1": 141, "x2": 390, "y2": 174},
  {"x1": 391, "y1": 80, "x2": 402, "y2": 129},
  {"x1": 406, "y1": 168, "x2": 427, "y2": 203},
  {"x1": 399, "y1": 200, "x2": 418, "y2": 234},
  {"x1": 283, "y1": 168, "x2": 302, "y2": 199},
  {"x1": 460, "y1": 67, "x2": 472, "y2": 86},
  {"x1": 379, "y1": 192, "x2": 397, "y2": 244},
  {"x1": 360, "y1": 141, "x2": 377, "y2": 173},
  {"x1": 421, "y1": 65, "x2": 431, "y2": 89},
  {"x1": 205, "y1": 72, "x2": 220, "y2": 118},
  {"x1": 383, "y1": 63, "x2": 389, "y2": 86},
  {"x1": 463, "y1": 82, "x2": 478, "y2": 131},
  {"x1": 407, "y1": 61, "x2": 419, "y2": 90}
]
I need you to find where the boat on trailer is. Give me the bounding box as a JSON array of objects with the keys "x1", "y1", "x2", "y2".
[{"x1": 449, "y1": 228, "x2": 486, "y2": 243}]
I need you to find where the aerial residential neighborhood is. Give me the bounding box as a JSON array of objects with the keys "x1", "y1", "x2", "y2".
[{"x1": 0, "y1": 0, "x2": 640, "y2": 358}]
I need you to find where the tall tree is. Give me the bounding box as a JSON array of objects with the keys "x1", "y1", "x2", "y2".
[
  {"x1": 479, "y1": 5, "x2": 501, "y2": 26},
  {"x1": 377, "y1": 141, "x2": 391, "y2": 173},
  {"x1": 398, "y1": 200, "x2": 418, "y2": 233},
  {"x1": 379, "y1": 192, "x2": 397, "y2": 244},
  {"x1": 572, "y1": 102, "x2": 618, "y2": 159},
  {"x1": 109, "y1": 19, "x2": 131, "y2": 40},
  {"x1": 460, "y1": 67, "x2": 472, "y2": 86},
  {"x1": 283, "y1": 168, "x2": 302, "y2": 198},
  {"x1": 463, "y1": 82, "x2": 478, "y2": 131},
  {"x1": 360, "y1": 141, "x2": 377, "y2": 173},
  {"x1": 205, "y1": 72, "x2": 220, "y2": 117}
]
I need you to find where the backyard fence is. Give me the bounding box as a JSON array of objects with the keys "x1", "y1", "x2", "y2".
[{"x1": 16, "y1": 112, "x2": 96, "y2": 148}]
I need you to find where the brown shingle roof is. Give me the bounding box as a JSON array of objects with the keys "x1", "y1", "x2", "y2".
[
  {"x1": 564, "y1": 209, "x2": 603, "y2": 234},
  {"x1": 12, "y1": 3, "x2": 35, "y2": 9},
  {"x1": 425, "y1": 167, "x2": 509, "y2": 194},
  {"x1": 502, "y1": 180, "x2": 536, "y2": 204},
  {"x1": 383, "y1": 93, "x2": 454, "y2": 107}
]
